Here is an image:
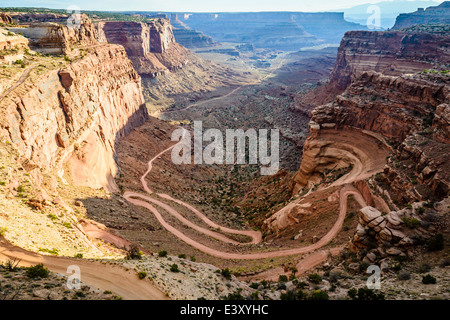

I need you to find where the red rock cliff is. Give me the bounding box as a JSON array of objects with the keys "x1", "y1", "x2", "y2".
[
  {"x1": 329, "y1": 30, "x2": 450, "y2": 90},
  {"x1": 0, "y1": 44, "x2": 148, "y2": 191}
]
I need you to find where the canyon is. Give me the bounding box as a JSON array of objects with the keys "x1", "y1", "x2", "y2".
[{"x1": 0, "y1": 7, "x2": 448, "y2": 301}]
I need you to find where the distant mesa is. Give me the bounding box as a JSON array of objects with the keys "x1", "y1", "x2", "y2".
[{"x1": 393, "y1": 1, "x2": 450, "y2": 29}]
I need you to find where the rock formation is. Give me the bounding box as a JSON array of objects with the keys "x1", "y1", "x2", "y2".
[
  {"x1": 0, "y1": 12, "x2": 14, "y2": 24},
  {"x1": 101, "y1": 20, "x2": 187, "y2": 78},
  {"x1": 170, "y1": 14, "x2": 216, "y2": 49},
  {"x1": 9, "y1": 20, "x2": 104, "y2": 55},
  {"x1": 329, "y1": 30, "x2": 450, "y2": 90},
  {"x1": 1, "y1": 44, "x2": 148, "y2": 191},
  {"x1": 393, "y1": 1, "x2": 450, "y2": 29}
]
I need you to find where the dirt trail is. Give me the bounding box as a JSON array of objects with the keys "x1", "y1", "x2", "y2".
[
  {"x1": 0, "y1": 64, "x2": 36, "y2": 103},
  {"x1": 124, "y1": 184, "x2": 365, "y2": 260},
  {"x1": 0, "y1": 239, "x2": 168, "y2": 300},
  {"x1": 162, "y1": 57, "x2": 286, "y2": 115}
]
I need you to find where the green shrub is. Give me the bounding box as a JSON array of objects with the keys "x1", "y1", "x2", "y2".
[
  {"x1": 427, "y1": 234, "x2": 444, "y2": 251},
  {"x1": 74, "y1": 253, "x2": 83, "y2": 259},
  {"x1": 278, "y1": 274, "x2": 288, "y2": 282},
  {"x1": 125, "y1": 244, "x2": 142, "y2": 260},
  {"x1": 310, "y1": 290, "x2": 329, "y2": 300},
  {"x1": 308, "y1": 273, "x2": 322, "y2": 284},
  {"x1": 158, "y1": 250, "x2": 168, "y2": 257},
  {"x1": 170, "y1": 264, "x2": 180, "y2": 273},
  {"x1": 14, "y1": 59, "x2": 25, "y2": 68},
  {"x1": 138, "y1": 271, "x2": 147, "y2": 279},
  {"x1": 222, "y1": 288, "x2": 244, "y2": 300},
  {"x1": 422, "y1": 274, "x2": 436, "y2": 284},
  {"x1": 178, "y1": 253, "x2": 186, "y2": 259},
  {"x1": 26, "y1": 264, "x2": 49, "y2": 278},
  {"x1": 249, "y1": 282, "x2": 260, "y2": 289},
  {"x1": 348, "y1": 288, "x2": 385, "y2": 300},
  {"x1": 221, "y1": 268, "x2": 232, "y2": 279},
  {"x1": 402, "y1": 217, "x2": 420, "y2": 229},
  {"x1": 0, "y1": 227, "x2": 6, "y2": 236}
]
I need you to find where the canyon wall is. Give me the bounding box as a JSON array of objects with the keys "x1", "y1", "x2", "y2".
[
  {"x1": 293, "y1": 23, "x2": 449, "y2": 209},
  {"x1": 393, "y1": 1, "x2": 450, "y2": 29},
  {"x1": 170, "y1": 14, "x2": 216, "y2": 49},
  {"x1": 9, "y1": 20, "x2": 105, "y2": 55},
  {"x1": 101, "y1": 20, "x2": 187, "y2": 78},
  {"x1": 329, "y1": 30, "x2": 450, "y2": 90},
  {"x1": 0, "y1": 44, "x2": 148, "y2": 191}
]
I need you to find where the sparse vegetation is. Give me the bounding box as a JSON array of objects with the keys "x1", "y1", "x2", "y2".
[
  {"x1": 170, "y1": 264, "x2": 180, "y2": 273},
  {"x1": 126, "y1": 244, "x2": 143, "y2": 260},
  {"x1": 158, "y1": 250, "x2": 168, "y2": 257},
  {"x1": 308, "y1": 273, "x2": 322, "y2": 284},
  {"x1": 221, "y1": 268, "x2": 232, "y2": 279},
  {"x1": 138, "y1": 271, "x2": 147, "y2": 279},
  {"x1": 422, "y1": 274, "x2": 437, "y2": 284},
  {"x1": 348, "y1": 288, "x2": 385, "y2": 300},
  {"x1": 26, "y1": 264, "x2": 49, "y2": 279}
]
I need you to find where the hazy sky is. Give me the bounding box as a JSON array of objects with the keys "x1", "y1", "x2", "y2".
[{"x1": 0, "y1": 0, "x2": 444, "y2": 12}]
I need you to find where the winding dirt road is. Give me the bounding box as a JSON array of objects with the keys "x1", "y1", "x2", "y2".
[
  {"x1": 123, "y1": 130, "x2": 368, "y2": 260},
  {"x1": 0, "y1": 239, "x2": 167, "y2": 300}
]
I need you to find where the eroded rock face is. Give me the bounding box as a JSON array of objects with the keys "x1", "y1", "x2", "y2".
[
  {"x1": 0, "y1": 12, "x2": 14, "y2": 24},
  {"x1": 1, "y1": 44, "x2": 148, "y2": 191},
  {"x1": 9, "y1": 21, "x2": 104, "y2": 55},
  {"x1": 101, "y1": 20, "x2": 189, "y2": 78},
  {"x1": 329, "y1": 30, "x2": 450, "y2": 90},
  {"x1": 393, "y1": 1, "x2": 450, "y2": 29}
]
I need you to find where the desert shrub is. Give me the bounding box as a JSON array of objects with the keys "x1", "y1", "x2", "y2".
[
  {"x1": 178, "y1": 253, "x2": 186, "y2": 259},
  {"x1": 249, "y1": 282, "x2": 260, "y2": 289},
  {"x1": 14, "y1": 59, "x2": 25, "y2": 68},
  {"x1": 26, "y1": 264, "x2": 49, "y2": 278},
  {"x1": 158, "y1": 250, "x2": 168, "y2": 257},
  {"x1": 278, "y1": 274, "x2": 288, "y2": 282},
  {"x1": 3, "y1": 258, "x2": 21, "y2": 271},
  {"x1": 138, "y1": 271, "x2": 147, "y2": 279},
  {"x1": 0, "y1": 227, "x2": 6, "y2": 236},
  {"x1": 280, "y1": 289, "x2": 306, "y2": 300},
  {"x1": 126, "y1": 244, "x2": 142, "y2": 260},
  {"x1": 422, "y1": 274, "x2": 436, "y2": 284},
  {"x1": 170, "y1": 264, "x2": 180, "y2": 273},
  {"x1": 398, "y1": 270, "x2": 411, "y2": 280},
  {"x1": 308, "y1": 273, "x2": 322, "y2": 284},
  {"x1": 74, "y1": 253, "x2": 83, "y2": 259},
  {"x1": 427, "y1": 234, "x2": 444, "y2": 251},
  {"x1": 309, "y1": 290, "x2": 329, "y2": 300},
  {"x1": 402, "y1": 217, "x2": 420, "y2": 229},
  {"x1": 348, "y1": 288, "x2": 385, "y2": 300},
  {"x1": 222, "y1": 288, "x2": 244, "y2": 300},
  {"x1": 221, "y1": 268, "x2": 232, "y2": 279}
]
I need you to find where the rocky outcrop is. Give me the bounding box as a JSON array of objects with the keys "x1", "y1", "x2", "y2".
[
  {"x1": 0, "y1": 44, "x2": 148, "y2": 191},
  {"x1": 101, "y1": 20, "x2": 189, "y2": 78},
  {"x1": 393, "y1": 1, "x2": 450, "y2": 29},
  {"x1": 349, "y1": 198, "x2": 448, "y2": 264},
  {"x1": 170, "y1": 13, "x2": 216, "y2": 49},
  {"x1": 292, "y1": 71, "x2": 449, "y2": 197},
  {"x1": 9, "y1": 21, "x2": 104, "y2": 55},
  {"x1": 0, "y1": 12, "x2": 14, "y2": 24},
  {"x1": 329, "y1": 30, "x2": 450, "y2": 90}
]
